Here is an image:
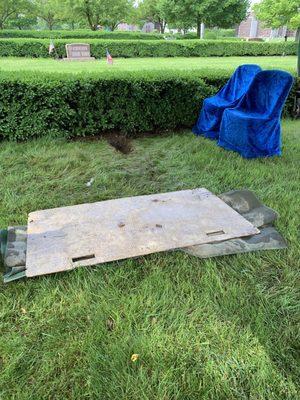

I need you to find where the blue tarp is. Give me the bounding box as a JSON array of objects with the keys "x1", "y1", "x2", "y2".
[
  {"x1": 193, "y1": 64, "x2": 262, "y2": 139},
  {"x1": 218, "y1": 70, "x2": 294, "y2": 158}
]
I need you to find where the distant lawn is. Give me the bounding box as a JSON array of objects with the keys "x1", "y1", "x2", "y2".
[
  {"x1": 0, "y1": 120, "x2": 299, "y2": 399},
  {"x1": 0, "y1": 56, "x2": 297, "y2": 75}
]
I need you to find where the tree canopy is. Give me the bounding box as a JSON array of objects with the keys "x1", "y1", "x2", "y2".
[
  {"x1": 136, "y1": 0, "x2": 248, "y2": 34},
  {"x1": 165, "y1": 0, "x2": 248, "y2": 36},
  {"x1": 0, "y1": 0, "x2": 297, "y2": 38},
  {"x1": 254, "y1": 0, "x2": 300, "y2": 30},
  {"x1": 74, "y1": 0, "x2": 133, "y2": 31},
  {"x1": 0, "y1": 0, "x2": 32, "y2": 29},
  {"x1": 30, "y1": 0, "x2": 63, "y2": 30}
]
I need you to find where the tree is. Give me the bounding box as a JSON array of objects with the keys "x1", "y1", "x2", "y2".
[
  {"x1": 6, "y1": 14, "x2": 37, "y2": 30},
  {"x1": 75, "y1": 0, "x2": 133, "y2": 31},
  {"x1": 0, "y1": 0, "x2": 31, "y2": 29},
  {"x1": 254, "y1": 0, "x2": 300, "y2": 40},
  {"x1": 137, "y1": 0, "x2": 172, "y2": 34},
  {"x1": 74, "y1": 0, "x2": 99, "y2": 30},
  {"x1": 31, "y1": 0, "x2": 63, "y2": 30},
  {"x1": 101, "y1": 0, "x2": 133, "y2": 31},
  {"x1": 168, "y1": 0, "x2": 249, "y2": 37},
  {"x1": 59, "y1": 0, "x2": 86, "y2": 29}
]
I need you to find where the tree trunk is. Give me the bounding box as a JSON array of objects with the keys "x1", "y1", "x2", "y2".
[
  {"x1": 46, "y1": 12, "x2": 55, "y2": 30},
  {"x1": 157, "y1": 18, "x2": 164, "y2": 34},
  {"x1": 296, "y1": 27, "x2": 300, "y2": 42},
  {"x1": 86, "y1": 10, "x2": 96, "y2": 30},
  {"x1": 196, "y1": 17, "x2": 201, "y2": 38}
]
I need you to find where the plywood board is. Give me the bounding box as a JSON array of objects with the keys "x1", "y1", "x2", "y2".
[{"x1": 25, "y1": 188, "x2": 259, "y2": 277}]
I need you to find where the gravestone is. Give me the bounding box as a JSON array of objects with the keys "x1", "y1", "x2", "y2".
[{"x1": 63, "y1": 43, "x2": 95, "y2": 61}]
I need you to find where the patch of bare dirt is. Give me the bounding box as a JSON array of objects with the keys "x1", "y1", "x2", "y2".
[{"x1": 106, "y1": 134, "x2": 133, "y2": 154}]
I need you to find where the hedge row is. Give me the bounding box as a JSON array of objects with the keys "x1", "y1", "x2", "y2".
[
  {"x1": 0, "y1": 29, "x2": 162, "y2": 40},
  {"x1": 0, "y1": 28, "x2": 238, "y2": 41},
  {"x1": 0, "y1": 70, "x2": 297, "y2": 140},
  {"x1": 0, "y1": 38, "x2": 297, "y2": 58}
]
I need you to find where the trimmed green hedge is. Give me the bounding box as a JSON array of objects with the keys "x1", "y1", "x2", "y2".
[
  {"x1": 0, "y1": 38, "x2": 297, "y2": 58},
  {"x1": 178, "y1": 29, "x2": 237, "y2": 40},
  {"x1": 0, "y1": 28, "x2": 238, "y2": 40},
  {"x1": 0, "y1": 70, "x2": 297, "y2": 140},
  {"x1": 0, "y1": 29, "x2": 162, "y2": 40}
]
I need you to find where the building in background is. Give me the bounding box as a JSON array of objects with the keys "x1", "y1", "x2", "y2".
[{"x1": 237, "y1": 12, "x2": 295, "y2": 39}]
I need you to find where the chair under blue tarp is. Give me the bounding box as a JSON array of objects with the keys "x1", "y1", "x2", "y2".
[
  {"x1": 218, "y1": 70, "x2": 294, "y2": 159},
  {"x1": 193, "y1": 64, "x2": 262, "y2": 139}
]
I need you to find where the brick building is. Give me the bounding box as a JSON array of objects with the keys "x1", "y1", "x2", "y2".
[{"x1": 237, "y1": 12, "x2": 295, "y2": 39}]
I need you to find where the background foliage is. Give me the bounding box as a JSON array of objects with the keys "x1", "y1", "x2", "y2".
[
  {"x1": 254, "y1": 0, "x2": 300, "y2": 36},
  {"x1": 1, "y1": 0, "x2": 298, "y2": 40},
  {"x1": 0, "y1": 0, "x2": 249, "y2": 33}
]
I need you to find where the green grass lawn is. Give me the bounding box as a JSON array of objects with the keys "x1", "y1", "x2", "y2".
[
  {"x1": 0, "y1": 120, "x2": 300, "y2": 399},
  {"x1": 0, "y1": 56, "x2": 297, "y2": 75}
]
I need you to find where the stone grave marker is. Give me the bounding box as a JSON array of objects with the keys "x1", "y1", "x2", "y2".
[{"x1": 63, "y1": 43, "x2": 95, "y2": 61}]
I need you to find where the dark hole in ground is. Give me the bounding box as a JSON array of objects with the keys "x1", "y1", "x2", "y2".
[
  {"x1": 67, "y1": 128, "x2": 176, "y2": 150},
  {"x1": 68, "y1": 133, "x2": 133, "y2": 154},
  {"x1": 107, "y1": 134, "x2": 133, "y2": 154}
]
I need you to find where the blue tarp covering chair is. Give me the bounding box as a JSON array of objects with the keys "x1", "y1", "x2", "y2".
[
  {"x1": 218, "y1": 70, "x2": 294, "y2": 158},
  {"x1": 193, "y1": 64, "x2": 262, "y2": 139}
]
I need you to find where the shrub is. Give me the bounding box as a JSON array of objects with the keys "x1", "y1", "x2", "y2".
[
  {"x1": 179, "y1": 29, "x2": 237, "y2": 40},
  {"x1": 0, "y1": 29, "x2": 237, "y2": 40},
  {"x1": 0, "y1": 70, "x2": 297, "y2": 140},
  {"x1": 0, "y1": 38, "x2": 296, "y2": 58},
  {"x1": 0, "y1": 29, "x2": 162, "y2": 40},
  {"x1": 0, "y1": 71, "x2": 212, "y2": 139}
]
